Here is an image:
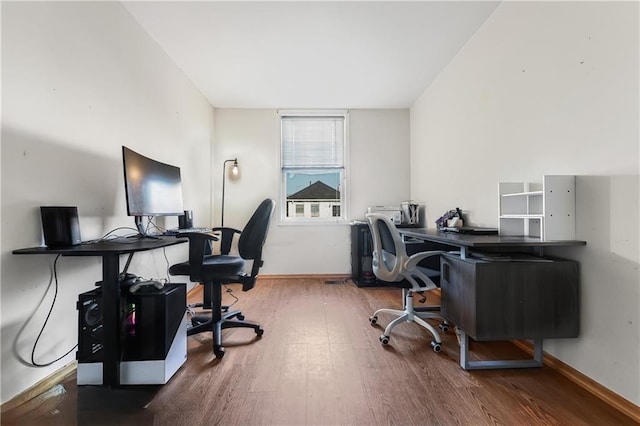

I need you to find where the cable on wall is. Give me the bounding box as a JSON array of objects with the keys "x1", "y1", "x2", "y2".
[{"x1": 30, "y1": 255, "x2": 77, "y2": 367}]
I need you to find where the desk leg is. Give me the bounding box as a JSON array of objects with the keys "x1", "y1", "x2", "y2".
[
  {"x1": 459, "y1": 330, "x2": 544, "y2": 370},
  {"x1": 459, "y1": 247, "x2": 468, "y2": 260},
  {"x1": 102, "y1": 254, "x2": 120, "y2": 387}
]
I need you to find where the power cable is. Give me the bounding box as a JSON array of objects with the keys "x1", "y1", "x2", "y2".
[{"x1": 30, "y1": 255, "x2": 77, "y2": 367}]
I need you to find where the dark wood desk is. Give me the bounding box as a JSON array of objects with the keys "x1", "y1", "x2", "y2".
[
  {"x1": 399, "y1": 228, "x2": 586, "y2": 258},
  {"x1": 397, "y1": 228, "x2": 586, "y2": 370},
  {"x1": 13, "y1": 236, "x2": 187, "y2": 387}
]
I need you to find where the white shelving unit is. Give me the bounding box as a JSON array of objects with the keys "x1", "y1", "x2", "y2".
[{"x1": 499, "y1": 175, "x2": 575, "y2": 240}]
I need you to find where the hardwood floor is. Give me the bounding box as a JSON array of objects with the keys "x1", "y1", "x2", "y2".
[{"x1": 1, "y1": 277, "x2": 635, "y2": 425}]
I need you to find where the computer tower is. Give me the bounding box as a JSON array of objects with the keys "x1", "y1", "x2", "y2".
[
  {"x1": 77, "y1": 284, "x2": 187, "y2": 385},
  {"x1": 76, "y1": 290, "x2": 107, "y2": 363},
  {"x1": 122, "y1": 284, "x2": 187, "y2": 360}
]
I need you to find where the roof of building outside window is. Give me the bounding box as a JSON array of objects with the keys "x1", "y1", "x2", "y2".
[{"x1": 287, "y1": 181, "x2": 340, "y2": 201}]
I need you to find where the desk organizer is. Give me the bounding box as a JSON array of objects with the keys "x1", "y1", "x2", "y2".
[{"x1": 499, "y1": 175, "x2": 576, "y2": 240}]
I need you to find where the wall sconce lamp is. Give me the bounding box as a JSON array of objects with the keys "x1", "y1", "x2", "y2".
[{"x1": 221, "y1": 158, "x2": 239, "y2": 227}]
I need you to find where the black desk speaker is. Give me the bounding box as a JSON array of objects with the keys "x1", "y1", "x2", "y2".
[
  {"x1": 178, "y1": 210, "x2": 193, "y2": 229},
  {"x1": 40, "y1": 206, "x2": 81, "y2": 247}
]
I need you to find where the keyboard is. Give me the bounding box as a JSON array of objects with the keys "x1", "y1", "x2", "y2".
[
  {"x1": 441, "y1": 226, "x2": 498, "y2": 235},
  {"x1": 165, "y1": 227, "x2": 212, "y2": 235}
]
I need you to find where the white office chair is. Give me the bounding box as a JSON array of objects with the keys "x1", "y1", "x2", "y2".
[{"x1": 366, "y1": 213, "x2": 446, "y2": 352}]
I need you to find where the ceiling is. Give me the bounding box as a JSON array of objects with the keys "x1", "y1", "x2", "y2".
[{"x1": 123, "y1": 1, "x2": 500, "y2": 109}]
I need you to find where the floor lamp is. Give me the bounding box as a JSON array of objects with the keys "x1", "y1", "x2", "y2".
[{"x1": 221, "y1": 158, "x2": 239, "y2": 227}]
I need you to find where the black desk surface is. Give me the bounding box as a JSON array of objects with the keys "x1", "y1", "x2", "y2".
[
  {"x1": 13, "y1": 235, "x2": 188, "y2": 388},
  {"x1": 13, "y1": 236, "x2": 187, "y2": 256},
  {"x1": 399, "y1": 228, "x2": 587, "y2": 248}
]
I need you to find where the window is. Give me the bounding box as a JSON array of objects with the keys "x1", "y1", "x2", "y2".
[{"x1": 281, "y1": 112, "x2": 347, "y2": 223}]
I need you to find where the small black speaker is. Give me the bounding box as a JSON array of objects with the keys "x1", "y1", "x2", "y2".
[
  {"x1": 178, "y1": 210, "x2": 193, "y2": 229},
  {"x1": 40, "y1": 206, "x2": 81, "y2": 247}
]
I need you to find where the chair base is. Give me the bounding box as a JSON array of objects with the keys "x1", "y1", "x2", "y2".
[
  {"x1": 188, "y1": 310, "x2": 264, "y2": 359},
  {"x1": 187, "y1": 282, "x2": 263, "y2": 359},
  {"x1": 370, "y1": 289, "x2": 444, "y2": 352},
  {"x1": 187, "y1": 302, "x2": 230, "y2": 313}
]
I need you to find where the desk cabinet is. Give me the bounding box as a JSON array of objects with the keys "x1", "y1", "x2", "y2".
[{"x1": 440, "y1": 253, "x2": 579, "y2": 341}]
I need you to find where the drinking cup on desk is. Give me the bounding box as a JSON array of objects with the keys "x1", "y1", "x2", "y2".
[{"x1": 447, "y1": 217, "x2": 463, "y2": 228}]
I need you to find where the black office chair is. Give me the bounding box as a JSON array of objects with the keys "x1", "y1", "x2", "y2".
[
  {"x1": 366, "y1": 213, "x2": 446, "y2": 352},
  {"x1": 169, "y1": 198, "x2": 275, "y2": 358}
]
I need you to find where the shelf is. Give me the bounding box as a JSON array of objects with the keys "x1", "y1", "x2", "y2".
[
  {"x1": 498, "y1": 175, "x2": 575, "y2": 240},
  {"x1": 501, "y1": 191, "x2": 543, "y2": 198}
]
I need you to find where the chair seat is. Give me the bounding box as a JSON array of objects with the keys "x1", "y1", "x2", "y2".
[{"x1": 169, "y1": 254, "x2": 246, "y2": 281}]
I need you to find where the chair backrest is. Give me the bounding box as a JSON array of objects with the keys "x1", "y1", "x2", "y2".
[
  {"x1": 230, "y1": 199, "x2": 274, "y2": 291},
  {"x1": 366, "y1": 213, "x2": 409, "y2": 283},
  {"x1": 239, "y1": 199, "x2": 275, "y2": 261}
]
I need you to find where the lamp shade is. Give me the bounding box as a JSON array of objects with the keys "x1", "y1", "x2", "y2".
[{"x1": 222, "y1": 158, "x2": 240, "y2": 227}]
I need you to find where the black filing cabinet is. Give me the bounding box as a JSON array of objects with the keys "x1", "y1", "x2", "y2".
[{"x1": 351, "y1": 222, "x2": 377, "y2": 286}]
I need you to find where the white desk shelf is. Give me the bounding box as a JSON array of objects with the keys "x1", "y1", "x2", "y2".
[
  {"x1": 499, "y1": 175, "x2": 575, "y2": 240},
  {"x1": 501, "y1": 190, "x2": 544, "y2": 198},
  {"x1": 499, "y1": 214, "x2": 545, "y2": 219}
]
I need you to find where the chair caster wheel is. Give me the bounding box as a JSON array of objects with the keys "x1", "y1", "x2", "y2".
[
  {"x1": 439, "y1": 323, "x2": 449, "y2": 333},
  {"x1": 237, "y1": 314, "x2": 245, "y2": 321},
  {"x1": 430, "y1": 341, "x2": 442, "y2": 353},
  {"x1": 256, "y1": 327, "x2": 264, "y2": 337},
  {"x1": 192, "y1": 317, "x2": 206, "y2": 326},
  {"x1": 370, "y1": 316, "x2": 378, "y2": 325},
  {"x1": 380, "y1": 335, "x2": 389, "y2": 345},
  {"x1": 214, "y1": 346, "x2": 225, "y2": 359}
]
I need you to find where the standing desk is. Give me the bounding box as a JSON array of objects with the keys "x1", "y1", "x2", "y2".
[
  {"x1": 13, "y1": 236, "x2": 187, "y2": 387},
  {"x1": 398, "y1": 228, "x2": 586, "y2": 370}
]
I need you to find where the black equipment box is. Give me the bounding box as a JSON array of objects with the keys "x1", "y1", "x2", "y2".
[{"x1": 77, "y1": 284, "x2": 186, "y2": 363}]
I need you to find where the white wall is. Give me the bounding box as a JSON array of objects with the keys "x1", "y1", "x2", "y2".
[
  {"x1": 1, "y1": 2, "x2": 214, "y2": 403},
  {"x1": 213, "y1": 109, "x2": 410, "y2": 274},
  {"x1": 410, "y1": 2, "x2": 639, "y2": 405}
]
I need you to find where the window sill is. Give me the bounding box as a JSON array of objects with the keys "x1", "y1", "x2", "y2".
[{"x1": 278, "y1": 218, "x2": 350, "y2": 227}]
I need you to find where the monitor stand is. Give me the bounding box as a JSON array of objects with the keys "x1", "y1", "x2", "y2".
[{"x1": 133, "y1": 216, "x2": 160, "y2": 240}]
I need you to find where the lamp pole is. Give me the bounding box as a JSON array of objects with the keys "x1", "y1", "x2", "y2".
[{"x1": 221, "y1": 158, "x2": 238, "y2": 227}]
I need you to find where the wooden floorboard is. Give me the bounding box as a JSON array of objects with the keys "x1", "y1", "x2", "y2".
[{"x1": 1, "y1": 277, "x2": 636, "y2": 425}]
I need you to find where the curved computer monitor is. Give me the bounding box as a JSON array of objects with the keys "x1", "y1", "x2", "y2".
[{"x1": 122, "y1": 146, "x2": 184, "y2": 236}]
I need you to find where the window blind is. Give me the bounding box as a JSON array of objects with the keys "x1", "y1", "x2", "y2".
[{"x1": 281, "y1": 116, "x2": 345, "y2": 168}]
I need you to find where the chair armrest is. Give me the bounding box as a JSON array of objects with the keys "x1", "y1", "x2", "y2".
[
  {"x1": 212, "y1": 227, "x2": 241, "y2": 234},
  {"x1": 406, "y1": 250, "x2": 446, "y2": 270},
  {"x1": 211, "y1": 227, "x2": 242, "y2": 255},
  {"x1": 177, "y1": 232, "x2": 219, "y2": 269}
]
